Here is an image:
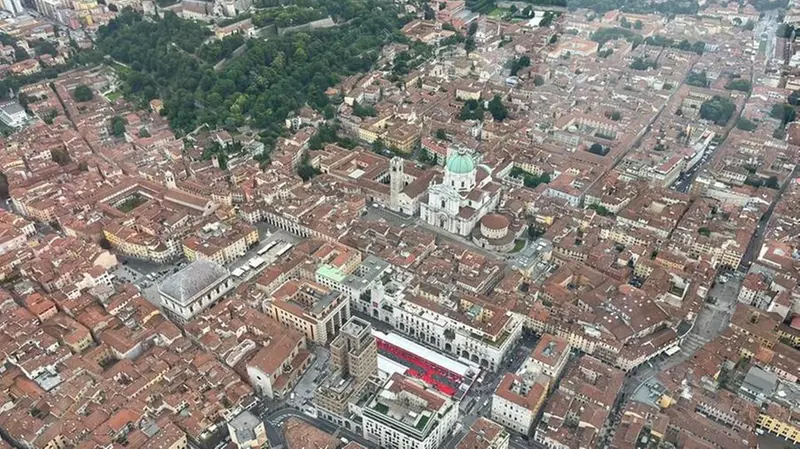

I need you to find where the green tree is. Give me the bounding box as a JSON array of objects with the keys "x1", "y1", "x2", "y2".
[
  {"x1": 629, "y1": 57, "x2": 657, "y2": 71},
  {"x1": 110, "y1": 115, "x2": 127, "y2": 137},
  {"x1": 488, "y1": 95, "x2": 507, "y2": 121},
  {"x1": 372, "y1": 138, "x2": 385, "y2": 154},
  {"x1": 534, "y1": 75, "x2": 545, "y2": 86},
  {"x1": 93, "y1": 6, "x2": 405, "y2": 146},
  {"x1": 686, "y1": 70, "x2": 708, "y2": 87},
  {"x1": 51, "y1": 148, "x2": 71, "y2": 165},
  {"x1": 789, "y1": 90, "x2": 800, "y2": 105},
  {"x1": 770, "y1": 103, "x2": 796, "y2": 126},
  {"x1": 435, "y1": 128, "x2": 448, "y2": 140},
  {"x1": 465, "y1": 37, "x2": 476, "y2": 53},
  {"x1": 297, "y1": 157, "x2": 320, "y2": 181},
  {"x1": 352, "y1": 101, "x2": 377, "y2": 118},
  {"x1": 468, "y1": 21, "x2": 478, "y2": 36},
  {"x1": 459, "y1": 99, "x2": 484, "y2": 121},
  {"x1": 73, "y1": 84, "x2": 94, "y2": 102},
  {"x1": 736, "y1": 118, "x2": 757, "y2": 131},
  {"x1": 700, "y1": 96, "x2": 736, "y2": 125},
  {"x1": 598, "y1": 48, "x2": 614, "y2": 58},
  {"x1": 634, "y1": 20, "x2": 643, "y2": 30},
  {"x1": 34, "y1": 39, "x2": 58, "y2": 57},
  {"x1": 588, "y1": 203, "x2": 613, "y2": 216},
  {"x1": 509, "y1": 55, "x2": 530, "y2": 76},
  {"x1": 725, "y1": 79, "x2": 751, "y2": 92},
  {"x1": 138, "y1": 127, "x2": 150, "y2": 138},
  {"x1": 588, "y1": 143, "x2": 608, "y2": 156},
  {"x1": 423, "y1": 4, "x2": 435, "y2": 20},
  {"x1": 13, "y1": 45, "x2": 29, "y2": 62},
  {"x1": 765, "y1": 176, "x2": 780, "y2": 189}
]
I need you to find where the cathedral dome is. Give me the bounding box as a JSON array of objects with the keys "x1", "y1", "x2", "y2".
[{"x1": 446, "y1": 152, "x2": 475, "y2": 175}]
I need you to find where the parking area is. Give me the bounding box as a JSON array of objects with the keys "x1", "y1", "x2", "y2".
[{"x1": 112, "y1": 257, "x2": 187, "y2": 290}]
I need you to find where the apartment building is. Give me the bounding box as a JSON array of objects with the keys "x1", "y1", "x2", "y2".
[
  {"x1": 491, "y1": 372, "x2": 548, "y2": 435},
  {"x1": 524, "y1": 334, "x2": 570, "y2": 380},
  {"x1": 757, "y1": 403, "x2": 800, "y2": 447},
  {"x1": 455, "y1": 418, "x2": 510, "y2": 449},
  {"x1": 182, "y1": 219, "x2": 259, "y2": 266},
  {"x1": 363, "y1": 373, "x2": 458, "y2": 449}
]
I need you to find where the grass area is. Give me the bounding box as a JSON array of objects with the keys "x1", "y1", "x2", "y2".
[
  {"x1": 511, "y1": 239, "x2": 526, "y2": 253},
  {"x1": 116, "y1": 194, "x2": 147, "y2": 213},
  {"x1": 105, "y1": 91, "x2": 122, "y2": 102},
  {"x1": 488, "y1": 7, "x2": 508, "y2": 18}
]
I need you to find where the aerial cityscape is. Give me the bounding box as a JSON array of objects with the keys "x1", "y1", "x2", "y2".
[{"x1": 0, "y1": 0, "x2": 798, "y2": 448}]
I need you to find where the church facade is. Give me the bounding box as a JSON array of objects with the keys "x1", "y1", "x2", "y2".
[{"x1": 418, "y1": 149, "x2": 501, "y2": 237}]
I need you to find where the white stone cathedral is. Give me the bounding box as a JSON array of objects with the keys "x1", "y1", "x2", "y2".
[{"x1": 419, "y1": 148, "x2": 501, "y2": 237}]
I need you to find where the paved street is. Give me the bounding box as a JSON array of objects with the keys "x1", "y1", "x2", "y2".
[
  {"x1": 261, "y1": 407, "x2": 373, "y2": 449},
  {"x1": 618, "y1": 272, "x2": 742, "y2": 408},
  {"x1": 286, "y1": 345, "x2": 329, "y2": 412}
]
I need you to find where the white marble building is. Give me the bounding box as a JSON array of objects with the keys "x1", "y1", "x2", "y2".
[{"x1": 419, "y1": 148, "x2": 501, "y2": 237}]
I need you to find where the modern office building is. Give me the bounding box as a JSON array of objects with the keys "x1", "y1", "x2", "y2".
[{"x1": 315, "y1": 316, "x2": 379, "y2": 432}]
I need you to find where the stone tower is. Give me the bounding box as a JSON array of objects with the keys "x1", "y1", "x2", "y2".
[{"x1": 389, "y1": 157, "x2": 404, "y2": 212}]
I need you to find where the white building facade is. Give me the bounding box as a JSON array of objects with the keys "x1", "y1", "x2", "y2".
[{"x1": 419, "y1": 148, "x2": 501, "y2": 237}]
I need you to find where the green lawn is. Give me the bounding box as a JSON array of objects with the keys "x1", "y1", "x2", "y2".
[
  {"x1": 116, "y1": 195, "x2": 147, "y2": 213},
  {"x1": 511, "y1": 239, "x2": 526, "y2": 253},
  {"x1": 488, "y1": 7, "x2": 508, "y2": 18},
  {"x1": 105, "y1": 91, "x2": 122, "y2": 102}
]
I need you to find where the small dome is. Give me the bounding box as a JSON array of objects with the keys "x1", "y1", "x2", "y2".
[
  {"x1": 481, "y1": 214, "x2": 509, "y2": 230},
  {"x1": 446, "y1": 152, "x2": 475, "y2": 175}
]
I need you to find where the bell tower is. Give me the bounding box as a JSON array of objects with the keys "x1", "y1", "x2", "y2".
[{"x1": 389, "y1": 157, "x2": 404, "y2": 212}]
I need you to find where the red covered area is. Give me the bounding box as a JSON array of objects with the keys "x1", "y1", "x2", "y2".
[{"x1": 376, "y1": 338, "x2": 459, "y2": 397}]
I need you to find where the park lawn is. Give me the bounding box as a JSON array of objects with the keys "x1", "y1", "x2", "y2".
[
  {"x1": 488, "y1": 7, "x2": 508, "y2": 18},
  {"x1": 105, "y1": 91, "x2": 122, "y2": 102}
]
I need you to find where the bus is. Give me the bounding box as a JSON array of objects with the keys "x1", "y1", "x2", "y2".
[{"x1": 258, "y1": 240, "x2": 278, "y2": 255}]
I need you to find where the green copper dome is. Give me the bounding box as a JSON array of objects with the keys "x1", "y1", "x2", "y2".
[{"x1": 446, "y1": 152, "x2": 475, "y2": 174}]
